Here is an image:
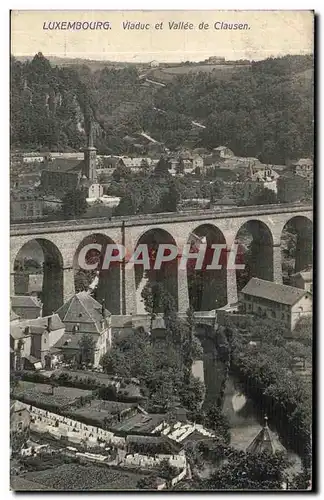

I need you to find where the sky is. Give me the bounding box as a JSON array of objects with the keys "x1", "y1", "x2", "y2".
[{"x1": 11, "y1": 10, "x2": 314, "y2": 63}]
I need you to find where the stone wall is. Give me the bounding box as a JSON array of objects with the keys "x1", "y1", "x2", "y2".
[{"x1": 18, "y1": 402, "x2": 187, "y2": 475}]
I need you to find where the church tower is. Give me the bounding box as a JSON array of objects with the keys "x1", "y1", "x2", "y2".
[{"x1": 83, "y1": 121, "x2": 97, "y2": 183}]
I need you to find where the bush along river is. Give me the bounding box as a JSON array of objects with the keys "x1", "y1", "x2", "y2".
[{"x1": 193, "y1": 336, "x2": 303, "y2": 475}]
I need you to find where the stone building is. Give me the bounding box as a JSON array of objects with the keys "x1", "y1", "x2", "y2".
[
  {"x1": 294, "y1": 158, "x2": 313, "y2": 180},
  {"x1": 212, "y1": 146, "x2": 235, "y2": 160},
  {"x1": 10, "y1": 313, "x2": 65, "y2": 369},
  {"x1": 10, "y1": 400, "x2": 31, "y2": 433},
  {"x1": 54, "y1": 291, "x2": 112, "y2": 367},
  {"x1": 290, "y1": 266, "x2": 313, "y2": 292},
  {"x1": 40, "y1": 124, "x2": 103, "y2": 200},
  {"x1": 239, "y1": 278, "x2": 312, "y2": 331},
  {"x1": 11, "y1": 295, "x2": 42, "y2": 320},
  {"x1": 10, "y1": 190, "x2": 44, "y2": 222}
]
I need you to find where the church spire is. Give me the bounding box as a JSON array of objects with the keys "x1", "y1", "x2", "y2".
[
  {"x1": 83, "y1": 119, "x2": 97, "y2": 183},
  {"x1": 88, "y1": 120, "x2": 94, "y2": 148},
  {"x1": 246, "y1": 414, "x2": 286, "y2": 455}
]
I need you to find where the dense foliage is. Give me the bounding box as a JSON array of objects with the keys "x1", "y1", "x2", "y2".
[
  {"x1": 62, "y1": 189, "x2": 88, "y2": 218},
  {"x1": 11, "y1": 53, "x2": 313, "y2": 163},
  {"x1": 100, "y1": 305, "x2": 205, "y2": 413},
  {"x1": 218, "y1": 316, "x2": 312, "y2": 469},
  {"x1": 201, "y1": 448, "x2": 290, "y2": 490}
]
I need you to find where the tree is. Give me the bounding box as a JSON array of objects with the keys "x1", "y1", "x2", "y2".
[
  {"x1": 252, "y1": 186, "x2": 277, "y2": 205},
  {"x1": 74, "y1": 269, "x2": 97, "y2": 292},
  {"x1": 202, "y1": 449, "x2": 290, "y2": 490},
  {"x1": 11, "y1": 54, "x2": 313, "y2": 160},
  {"x1": 137, "y1": 475, "x2": 158, "y2": 490},
  {"x1": 141, "y1": 281, "x2": 177, "y2": 329},
  {"x1": 290, "y1": 469, "x2": 312, "y2": 490},
  {"x1": 210, "y1": 179, "x2": 225, "y2": 203},
  {"x1": 149, "y1": 377, "x2": 178, "y2": 412},
  {"x1": 179, "y1": 374, "x2": 205, "y2": 413},
  {"x1": 78, "y1": 334, "x2": 96, "y2": 366},
  {"x1": 15, "y1": 339, "x2": 24, "y2": 371},
  {"x1": 285, "y1": 341, "x2": 310, "y2": 370},
  {"x1": 112, "y1": 162, "x2": 131, "y2": 182},
  {"x1": 159, "y1": 181, "x2": 179, "y2": 212},
  {"x1": 154, "y1": 157, "x2": 171, "y2": 177},
  {"x1": 205, "y1": 403, "x2": 231, "y2": 444},
  {"x1": 62, "y1": 189, "x2": 88, "y2": 218},
  {"x1": 176, "y1": 159, "x2": 185, "y2": 174},
  {"x1": 49, "y1": 380, "x2": 58, "y2": 396},
  {"x1": 10, "y1": 373, "x2": 20, "y2": 393},
  {"x1": 155, "y1": 458, "x2": 178, "y2": 487},
  {"x1": 10, "y1": 429, "x2": 29, "y2": 458}
]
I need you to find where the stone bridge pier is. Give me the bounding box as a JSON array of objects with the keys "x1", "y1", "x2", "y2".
[{"x1": 10, "y1": 205, "x2": 313, "y2": 316}]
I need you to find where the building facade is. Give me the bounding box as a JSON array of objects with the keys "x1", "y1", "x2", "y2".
[
  {"x1": 55, "y1": 291, "x2": 112, "y2": 367},
  {"x1": 239, "y1": 277, "x2": 312, "y2": 330},
  {"x1": 11, "y1": 295, "x2": 42, "y2": 320}
]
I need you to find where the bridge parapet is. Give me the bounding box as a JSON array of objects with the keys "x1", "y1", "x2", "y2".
[
  {"x1": 10, "y1": 203, "x2": 312, "y2": 236},
  {"x1": 10, "y1": 203, "x2": 313, "y2": 317}
]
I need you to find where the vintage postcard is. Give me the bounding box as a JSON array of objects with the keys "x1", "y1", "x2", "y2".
[{"x1": 10, "y1": 10, "x2": 314, "y2": 491}]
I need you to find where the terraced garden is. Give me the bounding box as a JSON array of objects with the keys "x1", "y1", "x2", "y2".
[
  {"x1": 13, "y1": 381, "x2": 93, "y2": 409},
  {"x1": 22, "y1": 463, "x2": 145, "y2": 490}
]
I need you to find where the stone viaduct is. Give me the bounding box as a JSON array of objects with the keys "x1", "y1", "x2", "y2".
[{"x1": 10, "y1": 203, "x2": 313, "y2": 317}]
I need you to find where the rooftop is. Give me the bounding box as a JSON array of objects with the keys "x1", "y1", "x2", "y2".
[
  {"x1": 56, "y1": 292, "x2": 111, "y2": 333},
  {"x1": 101, "y1": 156, "x2": 120, "y2": 168},
  {"x1": 246, "y1": 416, "x2": 286, "y2": 454},
  {"x1": 10, "y1": 314, "x2": 65, "y2": 340},
  {"x1": 241, "y1": 278, "x2": 309, "y2": 306},
  {"x1": 54, "y1": 332, "x2": 98, "y2": 350},
  {"x1": 291, "y1": 266, "x2": 313, "y2": 281},
  {"x1": 11, "y1": 295, "x2": 42, "y2": 309},
  {"x1": 43, "y1": 159, "x2": 84, "y2": 173},
  {"x1": 26, "y1": 314, "x2": 65, "y2": 332},
  {"x1": 295, "y1": 158, "x2": 313, "y2": 166},
  {"x1": 10, "y1": 308, "x2": 20, "y2": 321},
  {"x1": 112, "y1": 412, "x2": 165, "y2": 434}
]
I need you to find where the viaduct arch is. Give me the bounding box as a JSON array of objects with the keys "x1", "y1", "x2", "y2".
[{"x1": 10, "y1": 205, "x2": 313, "y2": 316}]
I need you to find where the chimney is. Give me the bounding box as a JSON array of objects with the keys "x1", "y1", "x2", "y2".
[
  {"x1": 47, "y1": 315, "x2": 52, "y2": 332},
  {"x1": 101, "y1": 299, "x2": 106, "y2": 318}
]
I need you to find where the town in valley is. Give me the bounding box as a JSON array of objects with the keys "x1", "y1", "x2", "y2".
[{"x1": 10, "y1": 50, "x2": 313, "y2": 491}]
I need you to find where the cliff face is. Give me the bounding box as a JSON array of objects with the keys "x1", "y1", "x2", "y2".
[
  {"x1": 10, "y1": 53, "x2": 89, "y2": 151},
  {"x1": 11, "y1": 52, "x2": 313, "y2": 162}
]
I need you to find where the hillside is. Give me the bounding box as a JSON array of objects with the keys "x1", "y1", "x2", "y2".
[
  {"x1": 148, "y1": 63, "x2": 251, "y2": 84},
  {"x1": 10, "y1": 53, "x2": 314, "y2": 162}
]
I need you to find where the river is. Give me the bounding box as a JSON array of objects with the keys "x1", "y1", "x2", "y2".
[{"x1": 192, "y1": 338, "x2": 302, "y2": 475}]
